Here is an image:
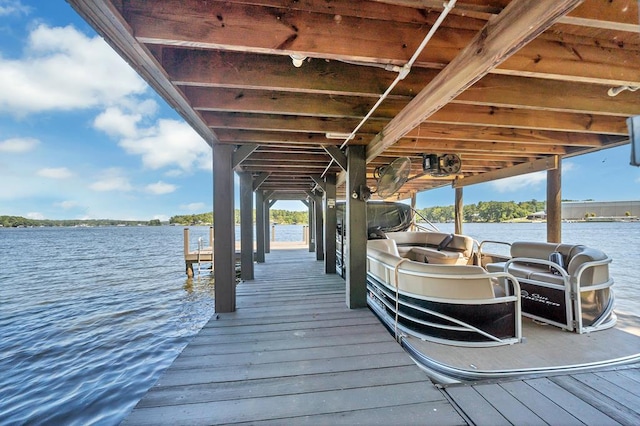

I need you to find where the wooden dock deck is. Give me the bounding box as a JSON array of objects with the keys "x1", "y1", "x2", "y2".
[{"x1": 127, "y1": 248, "x2": 640, "y2": 425}]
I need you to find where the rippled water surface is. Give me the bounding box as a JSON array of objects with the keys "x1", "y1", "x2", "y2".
[
  {"x1": 0, "y1": 222, "x2": 638, "y2": 424},
  {"x1": 0, "y1": 226, "x2": 218, "y2": 425}
]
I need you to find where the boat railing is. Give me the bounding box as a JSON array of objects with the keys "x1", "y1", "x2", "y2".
[
  {"x1": 366, "y1": 251, "x2": 522, "y2": 347},
  {"x1": 503, "y1": 255, "x2": 615, "y2": 333}
]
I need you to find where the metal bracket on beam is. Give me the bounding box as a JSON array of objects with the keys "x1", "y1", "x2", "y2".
[
  {"x1": 252, "y1": 172, "x2": 270, "y2": 191},
  {"x1": 263, "y1": 190, "x2": 274, "y2": 202},
  {"x1": 232, "y1": 144, "x2": 259, "y2": 169},
  {"x1": 305, "y1": 190, "x2": 321, "y2": 202},
  {"x1": 310, "y1": 175, "x2": 326, "y2": 191},
  {"x1": 322, "y1": 145, "x2": 348, "y2": 172}
]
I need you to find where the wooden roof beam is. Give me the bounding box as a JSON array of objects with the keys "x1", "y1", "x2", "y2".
[
  {"x1": 453, "y1": 156, "x2": 559, "y2": 188},
  {"x1": 366, "y1": 0, "x2": 586, "y2": 163},
  {"x1": 133, "y1": 1, "x2": 640, "y2": 86}
]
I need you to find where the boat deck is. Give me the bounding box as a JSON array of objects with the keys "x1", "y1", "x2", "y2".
[{"x1": 126, "y1": 248, "x2": 640, "y2": 425}]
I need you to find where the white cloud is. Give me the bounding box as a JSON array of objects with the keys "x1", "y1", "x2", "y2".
[
  {"x1": 0, "y1": 137, "x2": 39, "y2": 152},
  {"x1": 145, "y1": 181, "x2": 177, "y2": 195},
  {"x1": 92, "y1": 103, "x2": 211, "y2": 173},
  {"x1": 0, "y1": 0, "x2": 30, "y2": 16},
  {"x1": 181, "y1": 202, "x2": 206, "y2": 212},
  {"x1": 0, "y1": 24, "x2": 147, "y2": 114},
  {"x1": 490, "y1": 171, "x2": 547, "y2": 193},
  {"x1": 37, "y1": 167, "x2": 73, "y2": 179},
  {"x1": 26, "y1": 211, "x2": 44, "y2": 220},
  {"x1": 89, "y1": 168, "x2": 133, "y2": 192},
  {"x1": 119, "y1": 118, "x2": 211, "y2": 171},
  {"x1": 93, "y1": 107, "x2": 143, "y2": 139}
]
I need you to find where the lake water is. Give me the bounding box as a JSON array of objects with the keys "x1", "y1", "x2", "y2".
[{"x1": 0, "y1": 222, "x2": 638, "y2": 424}]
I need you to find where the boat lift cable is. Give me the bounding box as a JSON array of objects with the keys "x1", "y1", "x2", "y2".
[{"x1": 321, "y1": 0, "x2": 458, "y2": 179}]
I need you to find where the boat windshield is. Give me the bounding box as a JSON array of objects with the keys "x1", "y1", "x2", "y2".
[{"x1": 336, "y1": 201, "x2": 413, "y2": 233}]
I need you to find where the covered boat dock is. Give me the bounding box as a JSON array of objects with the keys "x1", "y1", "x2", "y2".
[
  {"x1": 65, "y1": 1, "x2": 640, "y2": 422},
  {"x1": 67, "y1": 0, "x2": 640, "y2": 314},
  {"x1": 124, "y1": 248, "x2": 640, "y2": 424}
]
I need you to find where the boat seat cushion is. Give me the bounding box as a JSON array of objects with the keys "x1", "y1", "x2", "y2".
[
  {"x1": 386, "y1": 231, "x2": 474, "y2": 258},
  {"x1": 405, "y1": 246, "x2": 462, "y2": 265}
]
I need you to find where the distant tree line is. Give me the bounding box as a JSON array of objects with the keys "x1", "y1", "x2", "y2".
[
  {"x1": 0, "y1": 216, "x2": 162, "y2": 228},
  {"x1": 169, "y1": 209, "x2": 309, "y2": 226},
  {"x1": 2, "y1": 199, "x2": 561, "y2": 228},
  {"x1": 416, "y1": 200, "x2": 547, "y2": 223}
]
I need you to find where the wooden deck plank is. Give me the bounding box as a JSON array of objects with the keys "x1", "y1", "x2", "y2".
[
  {"x1": 154, "y1": 351, "x2": 416, "y2": 387},
  {"x1": 525, "y1": 377, "x2": 621, "y2": 425},
  {"x1": 499, "y1": 380, "x2": 584, "y2": 426},
  {"x1": 550, "y1": 373, "x2": 640, "y2": 424},
  {"x1": 126, "y1": 382, "x2": 448, "y2": 426},
  {"x1": 135, "y1": 365, "x2": 427, "y2": 408},
  {"x1": 126, "y1": 249, "x2": 464, "y2": 425},
  {"x1": 444, "y1": 385, "x2": 511, "y2": 426},
  {"x1": 618, "y1": 367, "x2": 640, "y2": 387},
  {"x1": 127, "y1": 248, "x2": 640, "y2": 425},
  {"x1": 473, "y1": 383, "x2": 547, "y2": 425},
  {"x1": 169, "y1": 341, "x2": 403, "y2": 370},
  {"x1": 232, "y1": 401, "x2": 465, "y2": 425}
]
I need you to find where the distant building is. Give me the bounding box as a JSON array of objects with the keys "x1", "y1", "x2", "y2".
[
  {"x1": 527, "y1": 211, "x2": 547, "y2": 220},
  {"x1": 561, "y1": 200, "x2": 640, "y2": 220}
]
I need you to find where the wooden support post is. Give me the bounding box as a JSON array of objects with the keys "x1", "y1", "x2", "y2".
[
  {"x1": 213, "y1": 143, "x2": 236, "y2": 313},
  {"x1": 184, "y1": 227, "x2": 194, "y2": 277},
  {"x1": 239, "y1": 172, "x2": 254, "y2": 280},
  {"x1": 346, "y1": 146, "x2": 367, "y2": 309},
  {"x1": 265, "y1": 199, "x2": 272, "y2": 253},
  {"x1": 271, "y1": 225, "x2": 275, "y2": 242},
  {"x1": 314, "y1": 194, "x2": 324, "y2": 261},
  {"x1": 547, "y1": 158, "x2": 562, "y2": 243},
  {"x1": 255, "y1": 190, "x2": 265, "y2": 263},
  {"x1": 324, "y1": 174, "x2": 337, "y2": 274},
  {"x1": 455, "y1": 187, "x2": 463, "y2": 235},
  {"x1": 308, "y1": 199, "x2": 315, "y2": 253}
]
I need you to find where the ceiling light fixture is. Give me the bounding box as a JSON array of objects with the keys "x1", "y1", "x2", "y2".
[
  {"x1": 290, "y1": 54, "x2": 307, "y2": 68},
  {"x1": 325, "y1": 132, "x2": 354, "y2": 140}
]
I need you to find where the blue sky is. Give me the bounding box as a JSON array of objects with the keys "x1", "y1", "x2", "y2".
[{"x1": 0, "y1": 1, "x2": 638, "y2": 220}]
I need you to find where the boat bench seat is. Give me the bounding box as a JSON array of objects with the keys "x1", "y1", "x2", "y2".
[
  {"x1": 486, "y1": 241, "x2": 609, "y2": 287},
  {"x1": 367, "y1": 240, "x2": 496, "y2": 300},
  {"x1": 384, "y1": 231, "x2": 474, "y2": 265},
  {"x1": 485, "y1": 241, "x2": 614, "y2": 333}
]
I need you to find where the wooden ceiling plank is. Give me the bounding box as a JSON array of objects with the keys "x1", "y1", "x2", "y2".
[
  {"x1": 246, "y1": 152, "x2": 329, "y2": 162},
  {"x1": 427, "y1": 104, "x2": 629, "y2": 135},
  {"x1": 184, "y1": 86, "x2": 407, "y2": 121},
  {"x1": 366, "y1": 0, "x2": 586, "y2": 163},
  {"x1": 133, "y1": 1, "x2": 640, "y2": 87},
  {"x1": 203, "y1": 111, "x2": 387, "y2": 135},
  {"x1": 390, "y1": 139, "x2": 569, "y2": 155},
  {"x1": 455, "y1": 73, "x2": 640, "y2": 116},
  {"x1": 404, "y1": 123, "x2": 611, "y2": 147},
  {"x1": 214, "y1": 129, "x2": 369, "y2": 146}
]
